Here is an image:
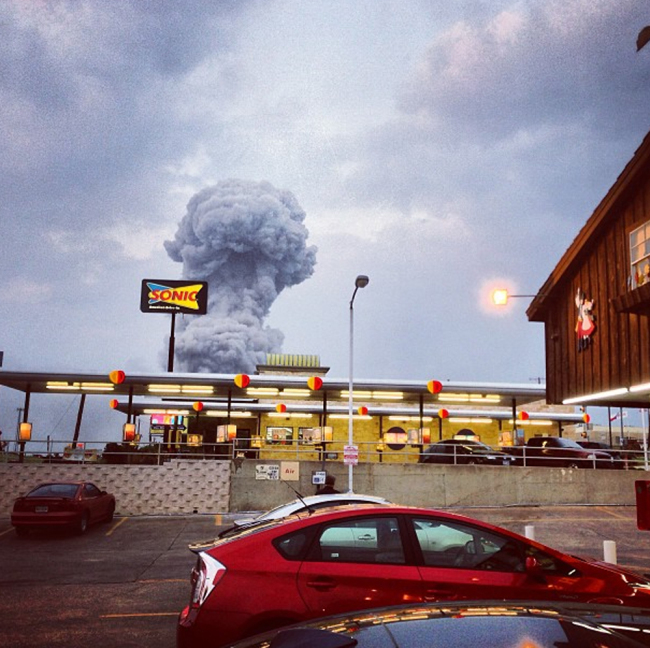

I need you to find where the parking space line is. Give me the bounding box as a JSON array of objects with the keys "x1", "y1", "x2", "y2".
[
  {"x1": 596, "y1": 506, "x2": 631, "y2": 520},
  {"x1": 0, "y1": 527, "x2": 14, "y2": 538},
  {"x1": 105, "y1": 517, "x2": 128, "y2": 536}
]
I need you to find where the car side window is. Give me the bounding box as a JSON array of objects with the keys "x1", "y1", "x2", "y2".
[
  {"x1": 274, "y1": 529, "x2": 314, "y2": 560},
  {"x1": 411, "y1": 517, "x2": 526, "y2": 572},
  {"x1": 83, "y1": 484, "x2": 101, "y2": 498},
  {"x1": 306, "y1": 517, "x2": 405, "y2": 564}
]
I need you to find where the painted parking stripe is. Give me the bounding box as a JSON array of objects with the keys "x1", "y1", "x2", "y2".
[{"x1": 105, "y1": 517, "x2": 128, "y2": 536}]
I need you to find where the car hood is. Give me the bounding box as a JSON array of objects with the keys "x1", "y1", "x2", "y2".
[{"x1": 576, "y1": 554, "x2": 650, "y2": 582}]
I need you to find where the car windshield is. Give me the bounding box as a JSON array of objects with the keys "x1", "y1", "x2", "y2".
[
  {"x1": 464, "y1": 442, "x2": 497, "y2": 453},
  {"x1": 28, "y1": 483, "x2": 78, "y2": 498},
  {"x1": 554, "y1": 438, "x2": 583, "y2": 449}
]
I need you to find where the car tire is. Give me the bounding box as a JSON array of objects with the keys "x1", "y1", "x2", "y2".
[
  {"x1": 567, "y1": 462, "x2": 580, "y2": 470},
  {"x1": 76, "y1": 512, "x2": 89, "y2": 535},
  {"x1": 104, "y1": 503, "x2": 115, "y2": 523}
]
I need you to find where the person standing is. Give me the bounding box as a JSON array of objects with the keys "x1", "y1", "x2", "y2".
[{"x1": 315, "y1": 474, "x2": 340, "y2": 495}]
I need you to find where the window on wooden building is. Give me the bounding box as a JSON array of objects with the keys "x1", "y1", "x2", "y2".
[{"x1": 630, "y1": 221, "x2": 650, "y2": 288}]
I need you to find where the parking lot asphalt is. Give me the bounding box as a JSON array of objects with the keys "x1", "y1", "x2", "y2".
[{"x1": 0, "y1": 505, "x2": 649, "y2": 648}]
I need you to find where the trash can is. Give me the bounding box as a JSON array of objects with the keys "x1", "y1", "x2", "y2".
[{"x1": 635, "y1": 481, "x2": 650, "y2": 530}]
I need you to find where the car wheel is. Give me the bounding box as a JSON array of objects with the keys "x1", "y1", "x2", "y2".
[
  {"x1": 567, "y1": 462, "x2": 580, "y2": 469},
  {"x1": 104, "y1": 503, "x2": 115, "y2": 523},
  {"x1": 76, "y1": 512, "x2": 89, "y2": 535},
  {"x1": 466, "y1": 459, "x2": 478, "y2": 465}
]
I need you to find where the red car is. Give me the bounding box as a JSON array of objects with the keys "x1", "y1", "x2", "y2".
[
  {"x1": 177, "y1": 505, "x2": 650, "y2": 648},
  {"x1": 11, "y1": 481, "x2": 116, "y2": 536}
]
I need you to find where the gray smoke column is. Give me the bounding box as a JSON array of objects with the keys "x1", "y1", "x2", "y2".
[{"x1": 164, "y1": 179, "x2": 317, "y2": 373}]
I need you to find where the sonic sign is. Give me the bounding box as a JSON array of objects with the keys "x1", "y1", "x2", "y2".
[{"x1": 140, "y1": 279, "x2": 208, "y2": 315}]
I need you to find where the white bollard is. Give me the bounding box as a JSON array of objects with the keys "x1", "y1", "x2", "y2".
[
  {"x1": 603, "y1": 540, "x2": 617, "y2": 564},
  {"x1": 524, "y1": 525, "x2": 535, "y2": 540}
]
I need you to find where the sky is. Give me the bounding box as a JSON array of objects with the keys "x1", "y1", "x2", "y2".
[{"x1": 1, "y1": 0, "x2": 649, "y2": 444}]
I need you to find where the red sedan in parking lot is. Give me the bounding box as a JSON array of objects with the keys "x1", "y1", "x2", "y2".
[
  {"x1": 11, "y1": 481, "x2": 116, "y2": 536},
  {"x1": 177, "y1": 505, "x2": 650, "y2": 648}
]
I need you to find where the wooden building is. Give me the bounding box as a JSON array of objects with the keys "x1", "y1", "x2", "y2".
[{"x1": 527, "y1": 130, "x2": 650, "y2": 408}]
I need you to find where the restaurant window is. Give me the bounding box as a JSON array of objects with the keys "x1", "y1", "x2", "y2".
[{"x1": 630, "y1": 220, "x2": 650, "y2": 288}]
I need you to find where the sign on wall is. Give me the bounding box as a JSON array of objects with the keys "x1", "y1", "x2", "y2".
[
  {"x1": 281, "y1": 462, "x2": 300, "y2": 481},
  {"x1": 255, "y1": 464, "x2": 280, "y2": 480}
]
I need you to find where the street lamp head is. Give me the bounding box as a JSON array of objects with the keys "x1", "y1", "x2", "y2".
[
  {"x1": 355, "y1": 275, "x2": 369, "y2": 289},
  {"x1": 492, "y1": 288, "x2": 538, "y2": 306},
  {"x1": 492, "y1": 288, "x2": 509, "y2": 306}
]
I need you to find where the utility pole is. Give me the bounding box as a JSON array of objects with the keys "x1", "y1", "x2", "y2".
[{"x1": 15, "y1": 407, "x2": 24, "y2": 454}]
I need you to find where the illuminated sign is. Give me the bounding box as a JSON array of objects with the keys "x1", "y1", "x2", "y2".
[
  {"x1": 150, "y1": 413, "x2": 186, "y2": 431},
  {"x1": 140, "y1": 279, "x2": 208, "y2": 315}
]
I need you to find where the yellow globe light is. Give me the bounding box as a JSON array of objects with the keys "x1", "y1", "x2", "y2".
[
  {"x1": 109, "y1": 370, "x2": 126, "y2": 384},
  {"x1": 307, "y1": 376, "x2": 323, "y2": 390},
  {"x1": 234, "y1": 374, "x2": 250, "y2": 388}
]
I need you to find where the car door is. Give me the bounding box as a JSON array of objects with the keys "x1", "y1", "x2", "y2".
[
  {"x1": 296, "y1": 515, "x2": 421, "y2": 617},
  {"x1": 409, "y1": 515, "x2": 588, "y2": 603},
  {"x1": 82, "y1": 483, "x2": 104, "y2": 523}
]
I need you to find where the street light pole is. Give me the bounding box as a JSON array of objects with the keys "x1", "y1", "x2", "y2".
[{"x1": 348, "y1": 274, "x2": 369, "y2": 493}]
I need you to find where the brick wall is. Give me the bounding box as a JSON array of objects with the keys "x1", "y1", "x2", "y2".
[{"x1": 0, "y1": 460, "x2": 230, "y2": 517}]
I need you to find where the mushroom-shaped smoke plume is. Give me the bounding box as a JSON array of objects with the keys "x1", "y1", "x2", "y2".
[{"x1": 164, "y1": 179, "x2": 317, "y2": 373}]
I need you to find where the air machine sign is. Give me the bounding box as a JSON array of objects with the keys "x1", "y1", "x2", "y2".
[{"x1": 140, "y1": 279, "x2": 208, "y2": 315}]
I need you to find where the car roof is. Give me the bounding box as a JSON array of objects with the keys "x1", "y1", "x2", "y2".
[
  {"x1": 233, "y1": 600, "x2": 650, "y2": 648},
  {"x1": 192, "y1": 504, "x2": 532, "y2": 553},
  {"x1": 256, "y1": 493, "x2": 390, "y2": 518},
  {"x1": 30, "y1": 481, "x2": 87, "y2": 489}
]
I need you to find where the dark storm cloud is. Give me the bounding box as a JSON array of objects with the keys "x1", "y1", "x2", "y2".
[
  {"x1": 164, "y1": 179, "x2": 318, "y2": 373},
  {"x1": 0, "y1": 0, "x2": 249, "y2": 206}
]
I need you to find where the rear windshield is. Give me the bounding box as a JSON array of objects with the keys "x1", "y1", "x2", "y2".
[{"x1": 28, "y1": 484, "x2": 79, "y2": 498}]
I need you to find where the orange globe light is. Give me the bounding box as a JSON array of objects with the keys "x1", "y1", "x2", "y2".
[
  {"x1": 193, "y1": 401, "x2": 204, "y2": 412},
  {"x1": 234, "y1": 374, "x2": 250, "y2": 388},
  {"x1": 109, "y1": 370, "x2": 126, "y2": 385},
  {"x1": 358, "y1": 406, "x2": 368, "y2": 416},
  {"x1": 438, "y1": 408, "x2": 449, "y2": 419},
  {"x1": 583, "y1": 413, "x2": 591, "y2": 423},
  {"x1": 109, "y1": 399, "x2": 119, "y2": 409},
  {"x1": 427, "y1": 380, "x2": 443, "y2": 394},
  {"x1": 307, "y1": 376, "x2": 323, "y2": 390},
  {"x1": 518, "y1": 411, "x2": 530, "y2": 421},
  {"x1": 276, "y1": 403, "x2": 287, "y2": 413}
]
